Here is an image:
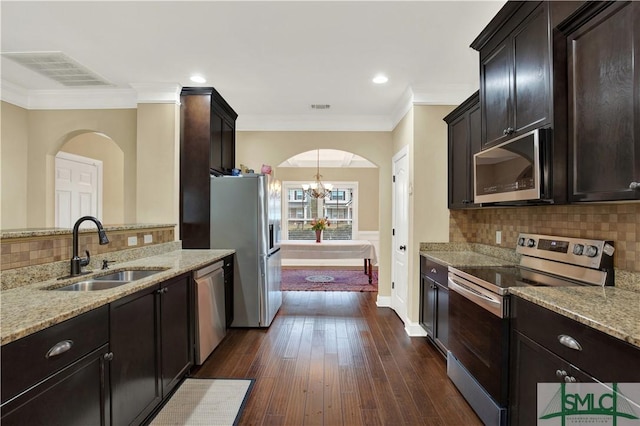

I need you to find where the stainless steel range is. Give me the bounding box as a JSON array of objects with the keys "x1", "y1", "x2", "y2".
[{"x1": 446, "y1": 233, "x2": 614, "y2": 426}]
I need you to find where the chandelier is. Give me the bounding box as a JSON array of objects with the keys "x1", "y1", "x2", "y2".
[{"x1": 302, "y1": 149, "x2": 333, "y2": 199}]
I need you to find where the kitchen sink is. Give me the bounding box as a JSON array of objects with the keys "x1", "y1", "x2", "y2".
[
  {"x1": 51, "y1": 268, "x2": 166, "y2": 291},
  {"x1": 92, "y1": 269, "x2": 165, "y2": 282},
  {"x1": 56, "y1": 280, "x2": 131, "y2": 291}
]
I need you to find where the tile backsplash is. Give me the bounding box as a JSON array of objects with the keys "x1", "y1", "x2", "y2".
[
  {"x1": 450, "y1": 203, "x2": 640, "y2": 272},
  {"x1": 1, "y1": 227, "x2": 175, "y2": 270}
]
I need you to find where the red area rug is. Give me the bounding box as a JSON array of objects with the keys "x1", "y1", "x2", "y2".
[{"x1": 281, "y1": 268, "x2": 378, "y2": 292}]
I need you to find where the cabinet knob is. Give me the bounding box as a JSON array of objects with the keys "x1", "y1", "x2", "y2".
[
  {"x1": 431, "y1": 268, "x2": 437, "y2": 274},
  {"x1": 103, "y1": 352, "x2": 114, "y2": 361},
  {"x1": 555, "y1": 369, "x2": 567, "y2": 379},
  {"x1": 399, "y1": 245, "x2": 407, "y2": 251},
  {"x1": 630, "y1": 182, "x2": 640, "y2": 190},
  {"x1": 156, "y1": 288, "x2": 168, "y2": 294},
  {"x1": 503, "y1": 129, "x2": 508, "y2": 135}
]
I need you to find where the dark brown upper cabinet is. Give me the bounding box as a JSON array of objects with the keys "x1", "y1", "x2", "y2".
[
  {"x1": 444, "y1": 92, "x2": 481, "y2": 209},
  {"x1": 472, "y1": 1, "x2": 582, "y2": 150},
  {"x1": 559, "y1": 1, "x2": 640, "y2": 202},
  {"x1": 180, "y1": 87, "x2": 238, "y2": 248}
]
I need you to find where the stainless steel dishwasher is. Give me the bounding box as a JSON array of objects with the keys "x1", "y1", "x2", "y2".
[{"x1": 194, "y1": 261, "x2": 226, "y2": 365}]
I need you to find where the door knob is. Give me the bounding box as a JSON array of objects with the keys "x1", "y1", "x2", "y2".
[{"x1": 399, "y1": 245, "x2": 406, "y2": 251}]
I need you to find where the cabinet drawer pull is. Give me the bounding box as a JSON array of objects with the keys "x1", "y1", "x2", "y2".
[
  {"x1": 46, "y1": 340, "x2": 73, "y2": 358},
  {"x1": 558, "y1": 334, "x2": 582, "y2": 351},
  {"x1": 630, "y1": 182, "x2": 640, "y2": 190}
]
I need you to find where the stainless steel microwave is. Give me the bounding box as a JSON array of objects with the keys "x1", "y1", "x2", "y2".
[{"x1": 473, "y1": 128, "x2": 551, "y2": 204}]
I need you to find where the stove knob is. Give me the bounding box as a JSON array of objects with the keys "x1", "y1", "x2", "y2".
[
  {"x1": 573, "y1": 244, "x2": 584, "y2": 256},
  {"x1": 585, "y1": 245, "x2": 599, "y2": 258},
  {"x1": 518, "y1": 237, "x2": 525, "y2": 247},
  {"x1": 527, "y1": 238, "x2": 536, "y2": 248}
]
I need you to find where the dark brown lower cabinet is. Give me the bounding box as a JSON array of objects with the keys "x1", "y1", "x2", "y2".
[
  {"x1": 160, "y1": 274, "x2": 193, "y2": 396},
  {"x1": 110, "y1": 273, "x2": 193, "y2": 425},
  {"x1": 110, "y1": 286, "x2": 162, "y2": 426},
  {"x1": 419, "y1": 256, "x2": 449, "y2": 356},
  {"x1": 510, "y1": 331, "x2": 594, "y2": 425},
  {"x1": 1, "y1": 344, "x2": 111, "y2": 426},
  {"x1": 1, "y1": 306, "x2": 110, "y2": 426},
  {"x1": 510, "y1": 296, "x2": 640, "y2": 425}
]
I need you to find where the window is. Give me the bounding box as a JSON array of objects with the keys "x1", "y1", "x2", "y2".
[{"x1": 282, "y1": 182, "x2": 357, "y2": 241}]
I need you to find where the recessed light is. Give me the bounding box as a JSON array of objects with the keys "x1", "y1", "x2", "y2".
[
  {"x1": 372, "y1": 74, "x2": 388, "y2": 84},
  {"x1": 190, "y1": 75, "x2": 206, "y2": 84}
]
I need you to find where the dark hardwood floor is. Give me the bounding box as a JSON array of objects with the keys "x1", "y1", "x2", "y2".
[{"x1": 191, "y1": 291, "x2": 481, "y2": 425}]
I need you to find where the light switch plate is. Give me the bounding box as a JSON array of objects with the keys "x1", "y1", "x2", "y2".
[
  {"x1": 127, "y1": 236, "x2": 138, "y2": 246},
  {"x1": 144, "y1": 234, "x2": 153, "y2": 244},
  {"x1": 496, "y1": 231, "x2": 502, "y2": 245}
]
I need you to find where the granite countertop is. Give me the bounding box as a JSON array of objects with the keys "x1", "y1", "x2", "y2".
[
  {"x1": 421, "y1": 247, "x2": 640, "y2": 349},
  {"x1": 420, "y1": 250, "x2": 516, "y2": 268},
  {"x1": 510, "y1": 286, "x2": 640, "y2": 348},
  {"x1": 0, "y1": 249, "x2": 233, "y2": 345}
]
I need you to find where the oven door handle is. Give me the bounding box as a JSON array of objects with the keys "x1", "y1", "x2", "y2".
[
  {"x1": 447, "y1": 275, "x2": 505, "y2": 318},
  {"x1": 448, "y1": 278, "x2": 499, "y2": 305}
]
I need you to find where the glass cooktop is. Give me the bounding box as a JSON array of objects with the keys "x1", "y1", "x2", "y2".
[{"x1": 452, "y1": 265, "x2": 584, "y2": 294}]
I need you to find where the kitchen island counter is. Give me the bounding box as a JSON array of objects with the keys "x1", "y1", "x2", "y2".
[{"x1": 1, "y1": 249, "x2": 233, "y2": 345}]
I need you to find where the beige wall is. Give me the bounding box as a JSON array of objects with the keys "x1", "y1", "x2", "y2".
[
  {"x1": 136, "y1": 103, "x2": 180, "y2": 227},
  {"x1": 275, "y1": 167, "x2": 379, "y2": 231},
  {"x1": 390, "y1": 105, "x2": 454, "y2": 324},
  {"x1": 237, "y1": 130, "x2": 393, "y2": 296},
  {"x1": 14, "y1": 107, "x2": 138, "y2": 227},
  {"x1": 60, "y1": 133, "x2": 125, "y2": 225},
  {"x1": 1, "y1": 102, "x2": 29, "y2": 229},
  {"x1": 409, "y1": 105, "x2": 455, "y2": 321}
]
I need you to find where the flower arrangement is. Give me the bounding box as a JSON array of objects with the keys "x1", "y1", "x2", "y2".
[{"x1": 310, "y1": 217, "x2": 330, "y2": 231}]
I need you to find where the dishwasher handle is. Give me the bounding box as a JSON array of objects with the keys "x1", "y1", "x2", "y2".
[{"x1": 194, "y1": 261, "x2": 224, "y2": 279}]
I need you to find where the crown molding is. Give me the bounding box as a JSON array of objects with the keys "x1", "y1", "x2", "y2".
[
  {"x1": 1, "y1": 81, "x2": 472, "y2": 130},
  {"x1": 0, "y1": 80, "x2": 29, "y2": 109},
  {"x1": 389, "y1": 86, "x2": 415, "y2": 130},
  {"x1": 412, "y1": 83, "x2": 478, "y2": 106},
  {"x1": 129, "y1": 83, "x2": 182, "y2": 104},
  {"x1": 236, "y1": 114, "x2": 393, "y2": 132},
  {"x1": 0, "y1": 81, "x2": 182, "y2": 109}
]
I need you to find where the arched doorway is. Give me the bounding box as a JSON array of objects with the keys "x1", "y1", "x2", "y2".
[{"x1": 55, "y1": 132, "x2": 124, "y2": 227}]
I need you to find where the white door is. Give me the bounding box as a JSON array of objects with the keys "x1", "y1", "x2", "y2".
[
  {"x1": 55, "y1": 152, "x2": 102, "y2": 228},
  {"x1": 391, "y1": 146, "x2": 409, "y2": 323}
]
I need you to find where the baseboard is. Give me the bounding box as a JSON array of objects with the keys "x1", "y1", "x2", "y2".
[
  {"x1": 405, "y1": 322, "x2": 428, "y2": 337},
  {"x1": 376, "y1": 295, "x2": 391, "y2": 307}
]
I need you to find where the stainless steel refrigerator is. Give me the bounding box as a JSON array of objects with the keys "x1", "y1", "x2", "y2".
[{"x1": 210, "y1": 174, "x2": 282, "y2": 327}]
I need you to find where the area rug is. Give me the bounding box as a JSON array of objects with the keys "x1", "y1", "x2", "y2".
[
  {"x1": 150, "y1": 378, "x2": 253, "y2": 426},
  {"x1": 281, "y1": 268, "x2": 378, "y2": 292}
]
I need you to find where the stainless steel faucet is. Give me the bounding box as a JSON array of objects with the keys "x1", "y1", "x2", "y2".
[{"x1": 70, "y1": 216, "x2": 109, "y2": 276}]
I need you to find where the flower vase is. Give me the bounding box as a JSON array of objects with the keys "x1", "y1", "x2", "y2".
[{"x1": 315, "y1": 229, "x2": 322, "y2": 243}]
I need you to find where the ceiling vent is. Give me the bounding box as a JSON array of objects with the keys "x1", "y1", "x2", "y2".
[
  {"x1": 310, "y1": 104, "x2": 331, "y2": 110},
  {"x1": 1, "y1": 51, "x2": 112, "y2": 87}
]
